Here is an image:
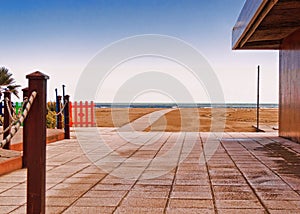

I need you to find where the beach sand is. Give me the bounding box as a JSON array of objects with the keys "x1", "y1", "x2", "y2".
[{"x1": 95, "y1": 108, "x2": 278, "y2": 132}]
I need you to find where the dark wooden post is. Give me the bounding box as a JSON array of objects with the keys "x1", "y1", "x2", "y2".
[
  {"x1": 0, "y1": 100, "x2": 3, "y2": 117},
  {"x1": 55, "y1": 88, "x2": 59, "y2": 128},
  {"x1": 62, "y1": 85, "x2": 65, "y2": 104},
  {"x1": 64, "y1": 95, "x2": 70, "y2": 139},
  {"x1": 26, "y1": 71, "x2": 49, "y2": 214},
  {"x1": 3, "y1": 91, "x2": 12, "y2": 149},
  {"x1": 22, "y1": 87, "x2": 28, "y2": 168},
  {"x1": 57, "y1": 95, "x2": 62, "y2": 129}
]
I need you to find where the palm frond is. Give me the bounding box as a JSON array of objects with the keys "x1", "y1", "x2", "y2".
[
  {"x1": 7, "y1": 85, "x2": 21, "y2": 98},
  {"x1": 0, "y1": 66, "x2": 20, "y2": 98}
]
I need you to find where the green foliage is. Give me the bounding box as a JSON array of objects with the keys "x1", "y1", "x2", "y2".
[
  {"x1": 46, "y1": 110, "x2": 56, "y2": 129},
  {"x1": 0, "y1": 67, "x2": 21, "y2": 98},
  {"x1": 47, "y1": 102, "x2": 56, "y2": 111},
  {"x1": 46, "y1": 102, "x2": 64, "y2": 129},
  {"x1": 47, "y1": 102, "x2": 57, "y2": 128}
]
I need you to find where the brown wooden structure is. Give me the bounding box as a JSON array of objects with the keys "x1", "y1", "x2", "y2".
[
  {"x1": 3, "y1": 91, "x2": 12, "y2": 149},
  {"x1": 26, "y1": 71, "x2": 49, "y2": 214},
  {"x1": 233, "y1": 0, "x2": 300, "y2": 142}
]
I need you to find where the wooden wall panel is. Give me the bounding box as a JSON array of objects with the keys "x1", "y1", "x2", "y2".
[{"x1": 279, "y1": 28, "x2": 300, "y2": 143}]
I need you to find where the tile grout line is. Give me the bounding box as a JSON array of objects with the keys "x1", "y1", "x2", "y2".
[
  {"x1": 8, "y1": 141, "x2": 86, "y2": 213},
  {"x1": 240, "y1": 133, "x2": 300, "y2": 197},
  {"x1": 1, "y1": 171, "x2": 27, "y2": 214},
  {"x1": 199, "y1": 133, "x2": 218, "y2": 214},
  {"x1": 163, "y1": 132, "x2": 186, "y2": 214},
  {"x1": 57, "y1": 131, "x2": 143, "y2": 213},
  {"x1": 111, "y1": 132, "x2": 172, "y2": 213},
  {"x1": 223, "y1": 133, "x2": 270, "y2": 213}
]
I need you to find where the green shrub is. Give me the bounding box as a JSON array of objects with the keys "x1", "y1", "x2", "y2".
[
  {"x1": 47, "y1": 102, "x2": 56, "y2": 111},
  {"x1": 46, "y1": 111, "x2": 56, "y2": 128}
]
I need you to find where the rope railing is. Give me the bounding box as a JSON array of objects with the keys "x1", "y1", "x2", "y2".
[
  {"x1": 46, "y1": 100, "x2": 68, "y2": 116},
  {"x1": 4, "y1": 97, "x2": 26, "y2": 123},
  {"x1": 0, "y1": 91, "x2": 37, "y2": 148},
  {"x1": 55, "y1": 100, "x2": 68, "y2": 116},
  {"x1": 4, "y1": 97, "x2": 15, "y2": 122},
  {"x1": 1, "y1": 97, "x2": 28, "y2": 135},
  {"x1": 0, "y1": 120, "x2": 18, "y2": 135}
]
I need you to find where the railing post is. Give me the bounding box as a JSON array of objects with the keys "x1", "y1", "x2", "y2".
[
  {"x1": 3, "y1": 91, "x2": 12, "y2": 149},
  {"x1": 55, "y1": 88, "x2": 59, "y2": 128},
  {"x1": 62, "y1": 85, "x2": 65, "y2": 104},
  {"x1": 64, "y1": 95, "x2": 70, "y2": 139},
  {"x1": 0, "y1": 101, "x2": 3, "y2": 116},
  {"x1": 57, "y1": 95, "x2": 62, "y2": 129},
  {"x1": 22, "y1": 87, "x2": 28, "y2": 168},
  {"x1": 26, "y1": 71, "x2": 49, "y2": 214}
]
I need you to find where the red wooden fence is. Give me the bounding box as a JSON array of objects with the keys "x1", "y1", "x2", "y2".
[{"x1": 70, "y1": 101, "x2": 96, "y2": 127}]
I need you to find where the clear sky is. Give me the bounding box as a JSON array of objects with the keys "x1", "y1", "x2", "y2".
[{"x1": 0, "y1": 0, "x2": 278, "y2": 103}]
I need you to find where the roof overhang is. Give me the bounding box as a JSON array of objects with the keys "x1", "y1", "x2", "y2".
[{"x1": 232, "y1": 0, "x2": 300, "y2": 50}]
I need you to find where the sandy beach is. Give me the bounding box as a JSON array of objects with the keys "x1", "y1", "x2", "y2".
[{"x1": 95, "y1": 108, "x2": 278, "y2": 132}]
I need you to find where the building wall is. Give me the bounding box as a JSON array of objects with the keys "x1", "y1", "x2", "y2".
[{"x1": 279, "y1": 28, "x2": 300, "y2": 143}]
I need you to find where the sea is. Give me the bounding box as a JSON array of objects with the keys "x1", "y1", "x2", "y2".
[{"x1": 95, "y1": 103, "x2": 278, "y2": 109}]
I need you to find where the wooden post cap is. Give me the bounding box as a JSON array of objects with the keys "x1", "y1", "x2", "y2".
[{"x1": 26, "y1": 71, "x2": 49, "y2": 80}]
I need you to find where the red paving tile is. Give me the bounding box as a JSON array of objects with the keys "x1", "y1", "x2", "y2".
[{"x1": 0, "y1": 128, "x2": 299, "y2": 213}]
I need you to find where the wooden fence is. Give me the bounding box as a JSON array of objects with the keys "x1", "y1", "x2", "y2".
[
  {"x1": 0, "y1": 99, "x2": 96, "y2": 128},
  {"x1": 70, "y1": 101, "x2": 96, "y2": 127}
]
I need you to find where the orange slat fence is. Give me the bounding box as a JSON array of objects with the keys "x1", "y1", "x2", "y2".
[{"x1": 69, "y1": 101, "x2": 96, "y2": 127}]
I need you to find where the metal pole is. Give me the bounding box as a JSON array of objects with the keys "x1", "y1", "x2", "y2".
[
  {"x1": 26, "y1": 71, "x2": 49, "y2": 214},
  {"x1": 257, "y1": 65, "x2": 260, "y2": 132}
]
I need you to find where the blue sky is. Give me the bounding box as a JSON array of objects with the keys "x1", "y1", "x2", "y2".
[{"x1": 0, "y1": 0, "x2": 278, "y2": 103}]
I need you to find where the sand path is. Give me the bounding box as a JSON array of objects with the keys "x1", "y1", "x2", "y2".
[{"x1": 117, "y1": 109, "x2": 175, "y2": 132}]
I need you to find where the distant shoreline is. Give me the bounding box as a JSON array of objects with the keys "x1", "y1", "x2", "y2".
[
  {"x1": 95, "y1": 103, "x2": 278, "y2": 109},
  {"x1": 95, "y1": 107, "x2": 278, "y2": 132}
]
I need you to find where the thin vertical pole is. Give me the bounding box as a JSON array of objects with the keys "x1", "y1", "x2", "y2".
[
  {"x1": 64, "y1": 95, "x2": 70, "y2": 139},
  {"x1": 257, "y1": 65, "x2": 260, "y2": 132},
  {"x1": 57, "y1": 96, "x2": 62, "y2": 129},
  {"x1": 55, "y1": 88, "x2": 59, "y2": 128},
  {"x1": 3, "y1": 91, "x2": 12, "y2": 149},
  {"x1": 26, "y1": 71, "x2": 49, "y2": 214},
  {"x1": 62, "y1": 85, "x2": 66, "y2": 129},
  {"x1": 62, "y1": 85, "x2": 65, "y2": 104}
]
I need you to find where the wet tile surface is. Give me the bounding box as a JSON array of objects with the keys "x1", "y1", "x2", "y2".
[{"x1": 0, "y1": 128, "x2": 299, "y2": 213}]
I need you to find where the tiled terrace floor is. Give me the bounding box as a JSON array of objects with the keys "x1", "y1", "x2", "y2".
[{"x1": 0, "y1": 128, "x2": 300, "y2": 213}]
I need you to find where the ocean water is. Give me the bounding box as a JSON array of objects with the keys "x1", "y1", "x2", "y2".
[{"x1": 95, "y1": 103, "x2": 278, "y2": 109}]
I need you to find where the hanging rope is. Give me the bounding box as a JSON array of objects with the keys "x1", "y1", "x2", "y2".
[
  {"x1": 47, "y1": 100, "x2": 68, "y2": 116},
  {"x1": 0, "y1": 120, "x2": 18, "y2": 135},
  {"x1": 4, "y1": 97, "x2": 15, "y2": 121},
  {"x1": 55, "y1": 100, "x2": 68, "y2": 116},
  {"x1": 1, "y1": 97, "x2": 29, "y2": 135},
  {"x1": 0, "y1": 91, "x2": 37, "y2": 148}
]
